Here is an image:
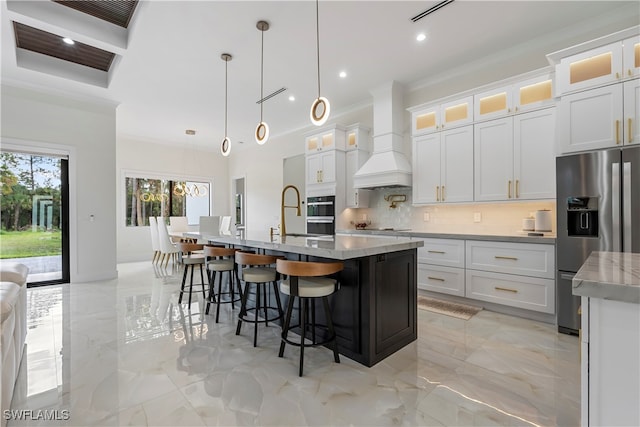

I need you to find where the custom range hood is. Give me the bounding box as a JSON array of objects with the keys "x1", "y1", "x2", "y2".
[{"x1": 353, "y1": 81, "x2": 412, "y2": 189}]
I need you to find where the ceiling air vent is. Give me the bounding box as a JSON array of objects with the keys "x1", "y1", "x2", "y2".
[
  {"x1": 256, "y1": 87, "x2": 287, "y2": 104},
  {"x1": 411, "y1": 0, "x2": 455, "y2": 22}
]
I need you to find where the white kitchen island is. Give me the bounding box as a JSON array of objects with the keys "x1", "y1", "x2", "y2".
[{"x1": 573, "y1": 252, "x2": 640, "y2": 427}]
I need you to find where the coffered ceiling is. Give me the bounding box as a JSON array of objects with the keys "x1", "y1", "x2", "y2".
[{"x1": 1, "y1": 1, "x2": 639, "y2": 153}]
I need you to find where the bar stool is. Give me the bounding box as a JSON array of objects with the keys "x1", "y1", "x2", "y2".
[
  {"x1": 176, "y1": 242, "x2": 206, "y2": 307},
  {"x1": 276, "y1": 259, "x2": 343, "y2": 376},
  {"x1": 235, "y1": 252, "x2": 284, "y2": 347},
  {"x1": 203, "y1": 245, "x2": 243, "y2": 322}
]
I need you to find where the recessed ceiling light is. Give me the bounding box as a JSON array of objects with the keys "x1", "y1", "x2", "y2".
[
  {"x1": 288, "y1": 95, "x2": 295, "y2": 101},
  {"x1": 339, "y1": 71, "x2": 347, "y2": 78},
  {"x1": 62, "y1": 37, "x2": 75, "y2": 45},
  {"x1": 416, "y1": 33, "x2": 427, "y2": 42}
]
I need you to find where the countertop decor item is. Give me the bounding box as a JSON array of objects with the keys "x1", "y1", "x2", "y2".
[
  {"x1": 220, "y1": 53, "x2": 233, "y2": 157},
  {"x1": 309, "y1": 0, "x2": 330, "y2": 126},
  {"x1": 535, "y1": 209, "x2": 552, "y2": 232},
  {"x1": 522, "y1": 217, "x2": 535, "y2": 231},
  {"x1": 254, "y1": 20, "x2": 270, "y2": 145}
]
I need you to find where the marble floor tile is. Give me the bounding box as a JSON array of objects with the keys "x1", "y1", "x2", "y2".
[{"x1": 8, "y1": 261, "x2": 580, "y2": 426}]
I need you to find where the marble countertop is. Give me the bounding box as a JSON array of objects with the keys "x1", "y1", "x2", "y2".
[
  {"x1": 337, "y1": 229, "x2": 556, "y2": 244},
  {"x1": 572, "y1": 252, "x2": 640, "y2": 304},
  {"x1": 184, "y1": 232, "x2": 423, "y2": 260}
]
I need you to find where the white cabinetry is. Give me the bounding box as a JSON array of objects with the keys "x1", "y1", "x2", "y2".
[
  {"x1": 554, "y1": 33, "x2": 640, "y2": 153},
  {"x1": 412, "y1": 125, "x2": 474, "y2": 204},
  {"x1": 465, "y1": 240, "x2": 555, "y2": 313},
  {"x1": 416, "y1": 238, "x2": 465, "y2": 297},
  {"x1": 474, "y1": 74, "x2": 555, "y2": 121},
  {"x1": 581, "y1": 296, "x2": 640, "y2": 427},
  {"x1": 475, "y1": 108, "x2": 556, "y2": 201},
  {"x1": 346, "y1": 150, "x2": 370, "y2": 208},
  {"x1": 410, "y1": 96, "x2": 473, "y2": 136},
  {"x1": 305, "y1": 125, "x2": 347, "y2": 199}
]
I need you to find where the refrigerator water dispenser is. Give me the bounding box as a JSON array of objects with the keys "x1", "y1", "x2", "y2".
[{"x1": 567, "y1": 197, "x2": 598, "y2": 237}]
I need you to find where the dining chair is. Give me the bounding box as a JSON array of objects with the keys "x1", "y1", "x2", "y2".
[
  {"x1": 199, "y1": 216, "x2": 220, "y2": 236},
  {"x1": 219, "y1": 215, "x2": 232, "y2": 236},
  {"x1": 149, "y1": 216, "x2": 160, "y2": 264},
  {"x1": 169, "y1": 216, "x2": 189, "y2": 242},
  {"x1": 157, "y1": 217, "x2": 179, "y2": 267}
]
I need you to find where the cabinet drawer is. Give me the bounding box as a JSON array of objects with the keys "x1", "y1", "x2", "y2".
[
  {"x1": 417, "y1": 238, "x2": 465, "y2": 268},
  {"x1": 465, "y1": 270, "x2": 555, "y2": 313},
  {"x1": 466, "y1": 241, "x2": 555, "y2": 279},
  {"x1": 418, "y1": 264, "x2": 464, "y2": 297}
]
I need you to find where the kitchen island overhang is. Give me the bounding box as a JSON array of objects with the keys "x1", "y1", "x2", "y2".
[{"x1": 186, "y1": 232, "x2": 423, "y2": 367}]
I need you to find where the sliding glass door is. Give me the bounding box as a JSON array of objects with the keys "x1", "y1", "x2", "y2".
[{"x1": 0, "y1": 150, "x2": 69, "y2": 285}]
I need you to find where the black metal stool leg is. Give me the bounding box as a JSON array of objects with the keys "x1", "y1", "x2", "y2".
[
  {"x1": 188, "y1": 265, "x2": 195, "y2": 307},
  {"x1": 263, "y1": 283, "x2": 270, "y2": 326},
  {"x1": 279, "y1": 296, "x2": 295, "y2": 357},
  {"x1": 199, "y1": 264, "x2": 206, "y2": 301},
  {"x1": 253, "y1": 282, "x2": 260, "y2": 347},
  {"x1": 323, "y1": 296, "x2": 340, "y2": 363},
  {"x1": 179, "y1": 264, "x2": 188, "y2": 303},
  {"x1": 272, "y1": 281, "x2": 284, "y2": 320},
  {"x1": 236, "y1": 281, "x2": 250, "y2": 335},
  {"x1": 215, "y1": 270, "x2": 224, "y2": 323},
  {"x1": 299, "y1": 297, "x2": 307, "y2": 377}
]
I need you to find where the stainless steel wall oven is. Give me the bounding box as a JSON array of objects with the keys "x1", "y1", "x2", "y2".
[{"x1": 306, "y1": 195, "x2": 335, "y2": 235}]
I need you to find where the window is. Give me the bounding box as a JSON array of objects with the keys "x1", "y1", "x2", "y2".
[{"x1": 125, "y1": 177, "x2": 210, "y2": 226}]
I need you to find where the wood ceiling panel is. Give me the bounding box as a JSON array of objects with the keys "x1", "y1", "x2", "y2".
[
  {"x1": 53, "y1": 1, "x2": 138, "y2": 28},
  {"x1": 13, "y1": 22, "x2": 115, "y2": 72}
]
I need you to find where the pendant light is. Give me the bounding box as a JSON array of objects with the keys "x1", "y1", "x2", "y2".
[
  {"x1": 310, "y1": 0, "x2": 330, "y2": 126},
  {"x1": 220, "y1": 53, "x2": 232, "y2": 157},
  {"x1": 255, "y1": 20, "x2": 270, "y2": 145}
]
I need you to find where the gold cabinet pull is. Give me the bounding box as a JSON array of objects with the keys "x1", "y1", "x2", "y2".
[
  {"x1": 436, "y1": 186, "x2": 440, "y2": 202},
  {"x1": 616, "y1": 72, "x2": 620, "y2": 79},
  {"x1": 629, "y1": 118, "x2": 633, "y2": 143},
  {"x1": 515, "y1": 180, "x2": 520, "y2": 198},
  {"x1": 428, "y1": 276, "x2": 445, "y2": 282},
  {"x1": 495, "y1": 286, "x2": 518, "y2": 293},
  {"x1": 495, "y1": 255, "x2": 518, "y2": 260},
  {"x1": 616, "y1": 120, "x2": 620, "y2": 144},
  {"x1": 428, "y1": 250, "x2": 446, "y2": 254},
  {"x1": 508, "y1": 180, "x2": 512, "y2": 199},
  {"x1": 442, "y1": 185, "x2": 446, "y2": 201}
]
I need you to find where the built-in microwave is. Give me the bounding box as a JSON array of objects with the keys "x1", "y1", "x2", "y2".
[{"x1": 306, "y1": 196, "x2": 335, "y2": 235}]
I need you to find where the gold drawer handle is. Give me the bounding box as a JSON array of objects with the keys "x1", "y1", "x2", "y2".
[
  {"x1": 428, "y1": 250, "x2": 446, "y2": 254},
  {"x1": 428, "y1": 276, "x2": 445, "y2": 282},
  {"x1": 495, "y1": 286, "x2": 518, "y2": 293},
  {"x1": 495, "y1": 255, "x2": 518, "y2": 261},
  {"x1": 436, "y1": 186, "x2": 440, "y2": 202},
  {"x1": 508, "y1": 180, "x2": 512, "y2": 198}
]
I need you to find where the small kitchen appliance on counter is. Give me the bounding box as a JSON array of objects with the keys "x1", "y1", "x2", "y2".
[{"x1": 535, "y1": 209, "x2": 552, "y2": 232}]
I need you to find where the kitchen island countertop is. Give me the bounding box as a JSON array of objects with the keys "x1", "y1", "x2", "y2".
[
  {"x1": 572, "y1": 251, "x2": 640, "y2": 304},
  {"x1": 184, "y1": 231, "x2": 423, "y2": 260}
]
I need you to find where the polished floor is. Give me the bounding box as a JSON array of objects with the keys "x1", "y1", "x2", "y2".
[{"x1": 10, "y1": 261, "x2": 580, "y2": 426}]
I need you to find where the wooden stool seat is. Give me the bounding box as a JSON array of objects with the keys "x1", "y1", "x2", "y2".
[{"x1": 276, "y1": 259, "x2": 343, "y2": 376}]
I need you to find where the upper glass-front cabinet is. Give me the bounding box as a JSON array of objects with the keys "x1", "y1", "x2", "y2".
[
  {"x1": 556, "y1": 42, "x2": 624, "y2": 95},
  {"x1": 514, "y1": 75, "x2": 554, "y2": 113},
  {"x1": 410, "y1": 96, "x2": 473, "y2": 136},
  {"x1": 623, "y1": 36, "x2": 640, "y2": 79},
  {"x1": 474, "y1": 86, "x2": 513, "y2": 121},
  {"x1": 305, "y1": 125, "x2": 346, "y2": 154}
]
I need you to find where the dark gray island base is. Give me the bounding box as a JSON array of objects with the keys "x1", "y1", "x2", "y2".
[{"x1": 187, "y1": 232, "x2": 421, "y2": 367}]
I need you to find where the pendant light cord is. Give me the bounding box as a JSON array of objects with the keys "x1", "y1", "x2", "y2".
[
  {"x1": 315, "y1": 0, "x2": 321, "y2": 98},
  {"x1": 260, "y1": 28, "x2": 264, "y2": 121},
  {"x1": 224, "y1": 58, "x2": 228, "y2": 137}
]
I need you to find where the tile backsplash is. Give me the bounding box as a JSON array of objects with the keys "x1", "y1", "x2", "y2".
[{"x1": 340, "y1": 189, "x2": 556, "y2": 235}]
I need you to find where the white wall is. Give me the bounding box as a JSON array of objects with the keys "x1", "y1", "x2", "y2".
[
  {"x1": 1, "y1": 84, "x2": 117, "y2": 282},
  {"x1": 116, "y1": 136, "x2": 229, "y2": 262}
]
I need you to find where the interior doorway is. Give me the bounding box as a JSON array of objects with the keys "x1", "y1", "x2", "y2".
[{"x1": 0, "y1": 150, "x2": 70, "y2": 285}]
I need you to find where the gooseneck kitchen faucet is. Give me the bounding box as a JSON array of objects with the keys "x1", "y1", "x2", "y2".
[{"x1": 280, "y1": 185, "x2": 301, "y2": 237}]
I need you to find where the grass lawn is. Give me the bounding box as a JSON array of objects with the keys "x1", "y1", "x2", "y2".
[{"x1": 0, "y1": 230, "x2": 62, "y2": 259}]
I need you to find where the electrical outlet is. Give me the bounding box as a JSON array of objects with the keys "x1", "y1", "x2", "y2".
[
  {"x1": 473, "y1": 212, "x2": 481, "y2": 223},
  {"x1": 423, "y1": 212, "x2": 430, "y2": 222}
]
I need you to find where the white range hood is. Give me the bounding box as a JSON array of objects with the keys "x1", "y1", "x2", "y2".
[{"x1": 353, "y1": 81, "x2": 411, "y2": 189}]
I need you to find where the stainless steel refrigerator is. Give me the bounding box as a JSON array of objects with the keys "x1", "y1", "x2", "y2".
[{"x1": 556, "y1": 146, "x2": 640, "y2": 334}]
